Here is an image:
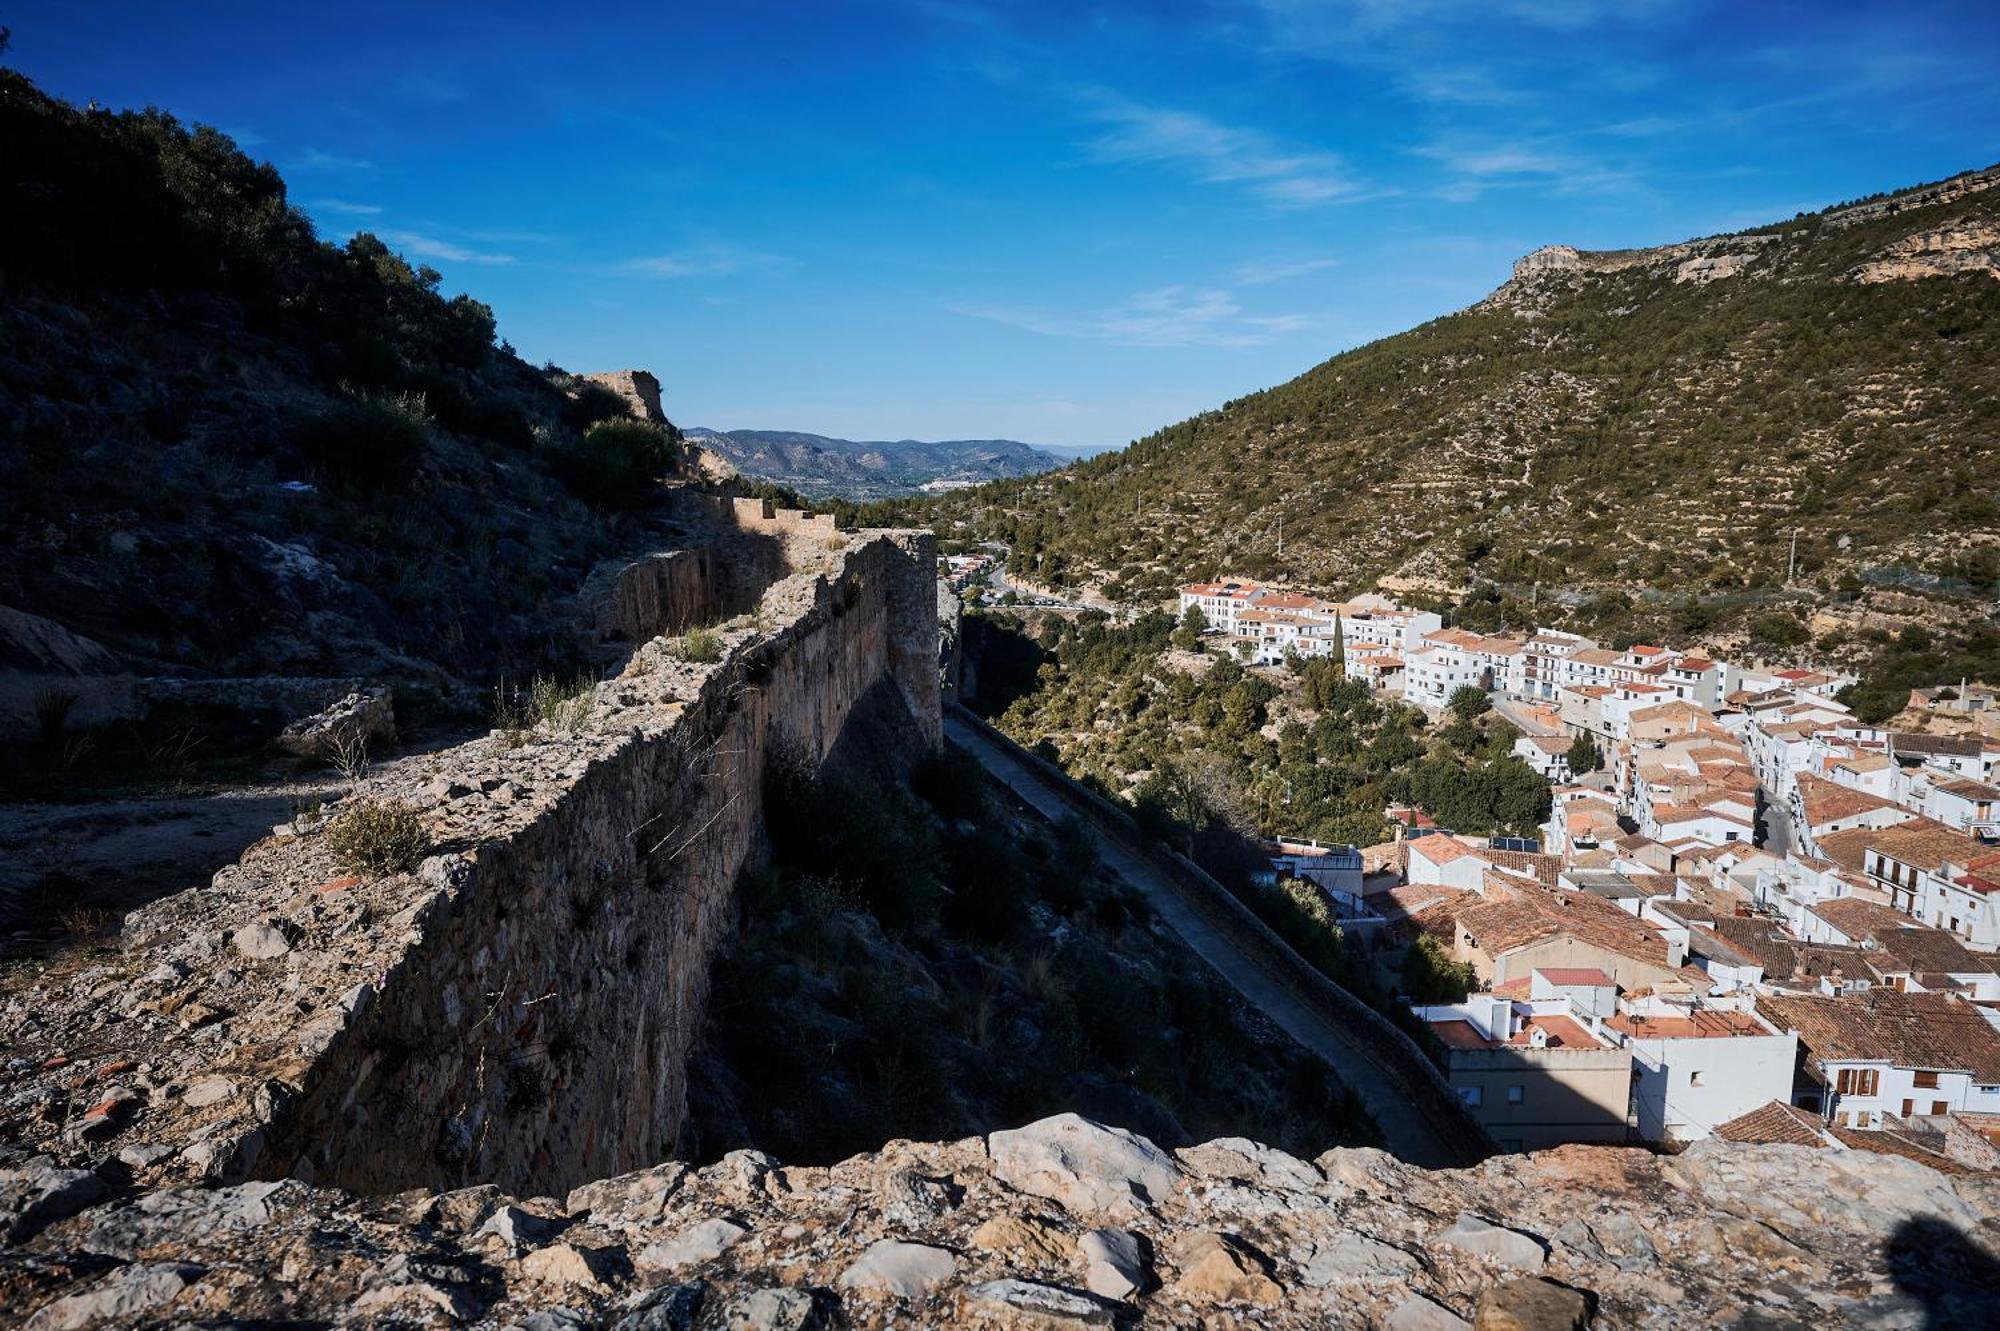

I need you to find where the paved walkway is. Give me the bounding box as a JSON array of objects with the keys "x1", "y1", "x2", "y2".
[{"x1": 946, "y1": 713, "x2": 1469, "y2": 1168}]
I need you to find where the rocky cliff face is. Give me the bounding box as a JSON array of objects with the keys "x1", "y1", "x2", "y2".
[{"x1": 5, "y1": 1114, "x2": 1994, "y2": 1328}]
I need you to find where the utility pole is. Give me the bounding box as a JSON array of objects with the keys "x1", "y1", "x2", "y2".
[
  {"x1": 1787, "y1": 528, "x2": 1799, "y2": 585},
  {"x1": 1277, "y1": 514, "x2": 1284, "y2": 558}
]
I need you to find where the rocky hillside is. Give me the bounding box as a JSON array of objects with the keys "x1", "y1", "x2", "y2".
[
  {"x1": 909, "y1": 166, "x2": 2000, "y2": 654},
  {"x1": 0, "y1": 71, "x2": 698, "y2": 748},
  {"x1": 684, "y1": 428, "x2": 1061, "y2": 501},
  {"x1": 6, "y1": 1121, "x2": 1994, "y2": 1328}
]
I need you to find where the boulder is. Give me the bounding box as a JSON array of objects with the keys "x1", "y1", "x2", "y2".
[
  {"x1": 638, "y1": 1217, "x2": 750, "y2": 1273},
  {"x1": 0, "y1": 1156, "x2": 108, "y2": 1242},
  {"x1": 1388, "y1": 1292, "x2": 1475, "y2": 1331},
  {"x1": 25, "y1": 1262, "x2": 203, "y2": 1331},
  {"x1": 1436, "y1": 1212, "x2": 1548, "y2": 1271},
  {"x1": 1078, "y1": 1227, "x2": 1148, "y2": 1300},
  {"x1": 962, "y1": 1278, "x2": 1117, "y2": 1327},
  {"x1": 837, "y1": 1239, "x2": 957, "y2": 1298},
  {"x1": 1301, "y1": 1230, "x2": 1421, "y2": 1285},
  {"x1": 1475, "y1": 1277, "x2": 1592, "y2": 1330},
  {"x1": 1167, "y1": 1230, "x2": 1281, "y2": 1305},
  {"x1": 988, "y1": 1114, "x2": 1180, "y2": 1217}
]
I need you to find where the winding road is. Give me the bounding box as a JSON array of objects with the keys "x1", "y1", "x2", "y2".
[{"x1": 945, "y1": 710, "x2": 1488, "y2": 1169}]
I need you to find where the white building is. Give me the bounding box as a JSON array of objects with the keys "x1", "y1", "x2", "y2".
[
  {"x1": 1608, "y1": 999, "x2": 1797, "y2": 1142},
  {"x1": 1761, "y1": 989, "x2": 2000, "y2": 1128}
]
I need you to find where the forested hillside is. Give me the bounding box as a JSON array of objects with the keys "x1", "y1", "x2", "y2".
[{"x1": 891, "y1": 166, "x2": 2000, "y2": 677}]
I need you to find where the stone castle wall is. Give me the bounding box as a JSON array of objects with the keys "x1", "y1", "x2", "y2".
[{"x1": 0, "y1": 511, "x2": 941, "y2": 1202}]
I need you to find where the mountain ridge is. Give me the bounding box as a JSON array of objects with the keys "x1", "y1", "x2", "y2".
[
  {"x1": 902, "y1": 161, "x2": 2000, "y2": 673},
  {"x1": 684, "y1": 426, "x2": 1067, "y2": 500}
]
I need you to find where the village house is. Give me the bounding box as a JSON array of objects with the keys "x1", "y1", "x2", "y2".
[
  {"x1": 1789, "y1": 772, "x2": 1918, "y2": 857},
  {"x1": 1607, "y1": 997, "x2": 1797, "y2": 1142},
  {"x1": 1759, "y1": 988, "x2": 2000, "y2": 1128},
  {"x1": 1521, "y1": 630, "x2": 1599, "y2": 702},
  {"x1": 1817, "y1": 818, "x2": 2000, "y2": 950},
  {"x1": 1412, "y1": 991, "x2": 1633, "y2": 1151}
]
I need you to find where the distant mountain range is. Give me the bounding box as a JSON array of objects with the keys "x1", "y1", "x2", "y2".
[{"x1": 683, "y1": 427, "x2": 1083, "y2": 500}]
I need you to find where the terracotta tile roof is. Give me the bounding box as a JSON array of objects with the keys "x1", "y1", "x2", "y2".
[
  {"x1": 1446, "y1": 887, "x2": 1677, "y2": 969},
  {"x1": 1934, "y1": 775, "x2": 2000, "y2": 801},
  {"x1": 1707, "y1": 917, "x2": 1807, "y2": 975},
  {"x1": 1826, "y1": 1124, "x2": 1972, "y2": 1175},
  {"x1": 1893, "y1": 733, "x2": 1986, "y2": 758},
  {"x1": 1758, "y1": 989, "x2": 2000, "y2": 1083},
  {"x1": 1850, "y1": 818, "x2": 1984, "y2": 873},
  {"x1": 1483, "y1": 849, "x2": 1565, "y2": 886},
  {"x1": 1714, "y1": 1100, "x2": 1828, "y2": 1147},
  {"x1": 1795, "y1": 773, "x2": 1911, "y2": 828},
  {"x1": 1536, "y1": 967, "x2": 1614, "y2": 987},
  {"x1": 1409, "y1": 835, "x2": 1478, "y2": 866},
  {"x1": 1806, "y1": 896, "x2": 1919, "y2": 944}
]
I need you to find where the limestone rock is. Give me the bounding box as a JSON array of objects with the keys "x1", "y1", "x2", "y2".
[
  {"x1": 180, "y1": 1076, "x2": 236, "y2": 1109},
  {"x1": 970, "y1": 1212, "x2": 1069, "y2": 1264},
  {"x1": 229, "y1": 918, "x2": 297, "y2": 961},
  {"x1": 837, "y1": 1239, "x2": 957, "y2": 1298},
  {"x1": 963, "y1": 1278, "x2": 1117, "y2": 1327},
  {"x1": 638, "y1": 1217, "x2": 750, "y2": 1273},
  {"x1": 1167, "y1": 1230, "x2": 1282, "y2": 1305},
  {"x1": 720, "y1": 1287, "x2": 828, "y2": 1330},
  {"x1": 0, "y1": 1156, "x2": 107, "y2": 1241},
  {"x1": 1301, "y1": 1230, "x2": 1421, "y2": 1285},
  {"x1": 277, "y1": 686, "x2": 395, "y2": 758},
  {"x1": 1475, "y1": 1277, "x2": 1592, "y2": 1330},
  {"x1": 988, "y1": 1113, "x2": 1180, "y2": 1216},
  {"x1": 24, "y1": 1262, "x2": 203, "y2": 1331},
  {"x1": 519, "y1": 1241, "x2": 615, "y2": 1290},
  {"x1": 1078, "y1": 1227, "x2": 1148, "y2": 1300},
  {"x1": 1436, "y1": 1212, "x2": 1548, "y2": 1271},
  {"x1": 1387, "y1": 1292, "x2": 1474, "y2": 1331}
]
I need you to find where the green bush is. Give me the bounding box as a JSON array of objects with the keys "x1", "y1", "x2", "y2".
[
  {"x1": 292, "y1": 395, "x2": 429, "y2": 492},
  {"x1": 326, "y1": 798, "x2": 428, "y2": 875},
  {"x1": 553, "y1": 419, "x2": 677, "y2": 508},
  {"x1": 675, "y1": 625, "x2": 723, "y2": 663}
]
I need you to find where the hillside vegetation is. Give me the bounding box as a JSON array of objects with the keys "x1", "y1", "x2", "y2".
[
  {"x1": 0, "y1": 70, "x2": 687, "y2": 699},
  {"x1": 889, "y1": 167, "x2": 2000, "y2": 674}
]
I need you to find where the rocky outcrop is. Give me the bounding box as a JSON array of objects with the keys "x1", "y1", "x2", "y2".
[
  {"x1": 1855, "y1": 222, "x2": 2000, "y2": 284},
  {"x1": 5, "y1": 1115, "x2": 1994, "y2": 1327},
  {"x1": 0, "y1": 507, "x2": 940, "y2": 1203}
]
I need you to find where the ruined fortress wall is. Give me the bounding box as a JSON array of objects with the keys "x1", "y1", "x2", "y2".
[
  {"x1": 2, "y1": 518, "x2": 941, "y2": 1204},
  {"x1": 271, "y1": 530, "x2": 940, "y2": 1197}
]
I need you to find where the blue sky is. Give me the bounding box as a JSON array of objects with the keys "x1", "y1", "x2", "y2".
[{"x1": 9, "y1": 2, "x2": 2000, "y2": 447}]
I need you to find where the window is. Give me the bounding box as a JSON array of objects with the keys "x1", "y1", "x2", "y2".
[
  {"x1": 1914, "y1": 1071, "x2": 1940, "y2": 1089},
  {"x1": 1506, "y1": 1085, "x2": 1524, "y2": 1105},
  {"x1": 1932, "y1": 1101, "x2": 1949, "y2": 1116},
  {"x1": 1835, "y1": 1068, "x2": 1880, "y2": 1097},
  {"x1": 1459, "y1": 1086, "x2": 1483, "y2": 1108},
  {"x1": 1902, "y1": 1099, "x2": 1914, "y2": 1116}
]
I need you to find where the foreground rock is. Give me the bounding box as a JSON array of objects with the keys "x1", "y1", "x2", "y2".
[{"x1": 4, "y1": 1115, "x2": 1995, "y2": 1328}]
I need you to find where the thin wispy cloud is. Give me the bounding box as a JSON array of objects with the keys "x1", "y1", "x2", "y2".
[
  {"x1": 312, "y1": 198, "x2": 382, "y2": 216},
  {"x1": 295, "y1": 148, "x2": 376, "y2": 173},
  {"x1": 376, "y1": 228, "x2": 516, "y2": 265},
  {"x1": 623, "y1": 246, "x2": 785, "y2": 278},
  {"x1": 1080, "y1": 95, "x2": 1367, "y2": 207},
  {"x1": 1231, "y1": 257, "x2": 1340, "y2": 285},
  {"x1": 951, "y1": 286, "x2": 1310, "y2": 349}
]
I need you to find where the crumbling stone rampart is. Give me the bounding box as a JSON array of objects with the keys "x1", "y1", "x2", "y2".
[{"x1": 0, "y1": 515, "x2": 940, "y2": 1202}]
